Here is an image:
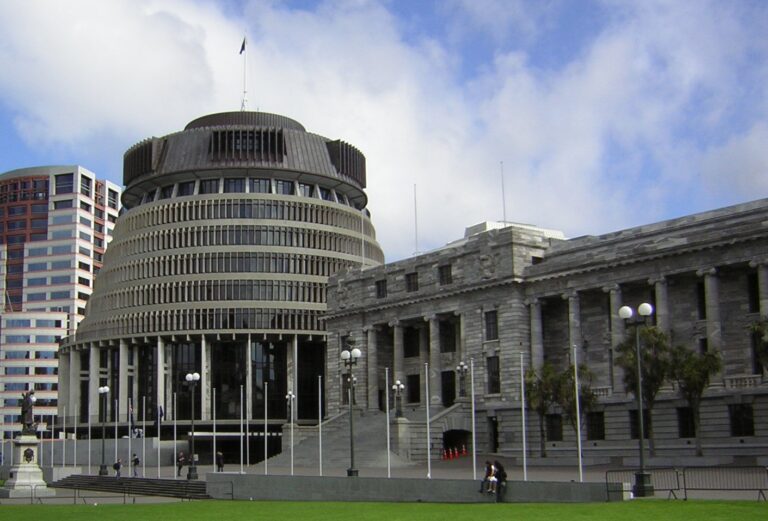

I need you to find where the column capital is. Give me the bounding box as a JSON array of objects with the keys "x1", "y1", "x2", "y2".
[
  {"x1": 423, "y1": 314, "x2": 438, "y2": 323},
  {"x1": 388, "y1": 319, "x2": 400, "y2": 328},
  {"x1": 696, "y1": 267, "x2": 717, "y2": 278},
  {"x1": 602, "y1": 284, "x2": 620, "y2": 294},
  {"x1": 561, "y1": 290, "x2": 579, "y2": 301},
  {"x1": 749, "y1": 259, "x2": 768, "y2": 269},
  {"x1": 647, "y1": 276, "x2": 667, "y2": 286},
  {"x1": 363, "y1": 324, "x2": 380, "y2": 333},
  {"x1": 524, "y1": 297, "x2": 540, "y2": 306}
]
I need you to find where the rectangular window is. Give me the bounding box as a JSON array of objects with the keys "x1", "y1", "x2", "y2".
[
  {"x1": 52, "y1": 260, "x2": 71, "y2": 269},
  {"x1": 274, "y1": 179, "x2": 294, "y2": 195},
  {"x1": 80, "y1": 201, "x2": 91, "y2": 212},
  {"x1": 52, "y1": 230, "x2": 72, "y2": 239},
  {"x1": 31, "y1": 203, "x2": 47, "y2": 213},
  {"x1": 438, "y1": 264, "x2": 453, "y2": 285},
  {"x1": 28, "y1": 247, "x2": 47, "y2": 256},
  {"x1": 677, "y1": 407, "x2": 696, "y2": 438},
  {"x1": 486, "y1": 355, "x2": 500, "y2": 394},
  {"x1": 52, "y1": 214, "x2": 73, "y2": 225},
  {"x1": 27, "y1": 292, "x2": 46, "y2": 302},
  {"x1": 629, "y1": 409, "x2": 652, "y2": 439},
  {"x1": 696, "y1": 281, "x2": 707, "y2": 319},
  {"x1": 224, "y1": 178, "x2": 245, "y2": 193},
  {"x1": 405, "y1": 272, "x2": 419, "y2": 292},
  {"x1": 8, "y1": 205, "x2": 26, "y2": 215},
  {"x1": 159, "y1": 185, "x2": 174, "y2": 199},
  {"x1": 108, "y1": 189, "x2": 119, "y2": 209},
  {"x1": 406, "y1": 374, "x2": 420, "y2": 403},
  {"x1": 747, "y1": 272, "x2": 760, "y2": 313},
  {"x1": 439, "y1": 321, "x2": 456, "y2": 353},
  {"x1": 403, "y1": 327, "x2": 419, "y2": 358},
  {"x1": 80, "y1": 176, "x2": 92, "y2": 197},
  {"x1": 729, "y1": 404, "x2": 754, "y2": 437},
  {"x1": 298, "y1": 182, "x2": 313, "y2": 197},
  {"x1": 751, "y1": 332, "x2": 765, "y2": 375},
  {"x1": 177, "y1": 181, "x2": 195, "y2": 196},
  {"x1": 51, "y1": 275, "x2": 71, "y2": 284},
  {"x1": 698, "y1": 338, "x2": 709, "y2": 354},
  {"x1": 484, "y1": 310, "x2": 499, "y2": 341},
  {"x1": 375, "y1": 279, "x2": 387, "y2": 298},
  {"x1": 55, "y1": 173, "x2": 74, "y2": 194},
  {"x1": 27, "y1": 277, "x2": 47, "y2": 286},
  {"x1": 250, "y1": 178, "x2": 271, "y2": 193},
  {"x1": 50, "y1": 291, "x2": 70, "y2": 299},
  {"x1": 586, "y1": 412, "x2": 605, "y2": 440},
  {"x1": 545, "y1": 414, "x2": 563, "y2": 441},
  {"x1": 199, "y1": 179, "x2": 219, "y2": 194},
  {"x1": 28, "y1": 262, "x2": 47, "y2": 271},
  {"x1": 79, "y1": 231, "x2": 91, "y2": 242},
  {"x1": 79, "y1": 216, "x2": 92, "y2": 227},
  {"x1": 53, "y1": 199, "x2": 73, "y2": 210}
]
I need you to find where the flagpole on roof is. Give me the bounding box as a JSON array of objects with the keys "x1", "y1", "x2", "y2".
[{"x1": 240, "y1": 35, "x2": 248, "y2": 111}]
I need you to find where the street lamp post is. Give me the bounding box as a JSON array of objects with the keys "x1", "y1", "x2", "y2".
[
  {"x1": 98, "y1": 386, "x2": 109, "y2": 476},
  {"x1": 341, "y1": 344, "x2": 361, "y2": 477},
  {"x1": 456, "y1": 362, "x2": 469, "y2": 397},
  {"x1": 618, "y1": 302, "x2": 655, "y2": 498},
  {"x1": 185, "y1": 372, "x2": 200, "y2": 480},
  {"x1": 392, "y1": 380, "x2": 405, "y2": 418}
]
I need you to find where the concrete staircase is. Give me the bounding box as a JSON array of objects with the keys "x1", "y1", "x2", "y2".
[
  {"x1": 50, "y1": 475, "x2": 210, "y2": 499},
  {"x1": 267, "y1": 409, "x2": 416, "y2": 470}
]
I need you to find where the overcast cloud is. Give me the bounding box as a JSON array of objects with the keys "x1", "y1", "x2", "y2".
[{"x1": 0, "y1": 0, "x2": 766, "y2": 261}]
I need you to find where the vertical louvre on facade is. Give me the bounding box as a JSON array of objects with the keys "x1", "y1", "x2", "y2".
[
  {"x1": 327, "y1": 140, "x2": 366, "y2": 188},
  {"x1": 209, "y1": 129, "x2": 285, "y2": 163}
]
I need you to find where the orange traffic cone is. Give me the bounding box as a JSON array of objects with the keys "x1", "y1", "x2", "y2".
[
  {"x1": 441, "y1": 449, "x2": 447, "y2": 460},
  {"x1": 461, "y1": 444, "x2": 467, "y2": 456}
]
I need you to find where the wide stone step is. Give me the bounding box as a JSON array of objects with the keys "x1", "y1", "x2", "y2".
[{"x1": 50, "y1": 475, "x2": 210, "y2": 499}]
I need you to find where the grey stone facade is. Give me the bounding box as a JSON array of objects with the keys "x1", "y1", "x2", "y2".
[{"x1": 325, "y1": 201, "x2": 768, "y2": 464}]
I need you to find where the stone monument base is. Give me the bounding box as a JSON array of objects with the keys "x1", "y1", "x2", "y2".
[{"x1": 0, "y1": 434, "x2": 55, "y2": 498}]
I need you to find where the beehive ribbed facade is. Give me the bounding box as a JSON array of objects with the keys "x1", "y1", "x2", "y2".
[{"x1": 58, "y1": 112, "x2": 383, "y2": 446}]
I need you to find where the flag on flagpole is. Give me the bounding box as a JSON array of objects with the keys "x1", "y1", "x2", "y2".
[{"x1": 240, "y1": 37, "x2": 247, "y2": 54}]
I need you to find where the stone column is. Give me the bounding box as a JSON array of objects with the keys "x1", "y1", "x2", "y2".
[
  {"x1": 604, "y1": 284, "x2": 624, "y2": 393},
  {"x1": 391, "y1": 320, "x2": 404, "y2": 383},
  {"x1": 244, "y1": 335, "x2": 252, "y2": 421},
  {"x1": 201, "y1": 336, "x2": 211, "y2": 421},
  {"x1": 70, "y1": 350, "x2": 81, "y2": 423},
  {"x1": 365, "y1": 326, "x2": 379, "y2": 411},
  {"x1": 649, "y1": 277, "x2": 670, "y2": 335},
  {"x1": 286, "y1": 335, "x2": 297, "y2": 398},
  {"x1": 750, "y1": 260, "x2": 768, "y2": 316},
  {"x1": 454, "y1": 311, "x2": 465, "y2": 361},
  {"x1": 528, "y1": 298, "x2": 544, "y2": 371},
  {"x1": 89, "y1": 344, "x2": 100, "y2": 420},
  {"x1": 563, "y1": 291, "x2": 582, "y2": 351},
  {"x1": 427, "y1": 315, "x2": 442, "y2": 406},
  {"x1": 58, "y1": 351, "x2": 70, "y2": 419},
  {"x1": 697, "y1": 268, "x2": 722, "y2": 352},
  {"x1": 118, "y1": 340, "x2": 129, "y2": 419},
  {"x1": 156, "y1": 337, "x2": 166, "y2": 417}
]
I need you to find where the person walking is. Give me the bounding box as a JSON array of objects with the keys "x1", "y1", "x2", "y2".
[
  {"x1": 132, "y1": 453, "x2": 140, "y2": 477},
  {"x1": 177, "y1": 451, "x2": 185, "y2": 477},
  {"x1": 113, "y1": 458, "x2": 122, "y2": 478},
  {"x1": 216, "y1": 451, "x2": 224, "y2": 472}
]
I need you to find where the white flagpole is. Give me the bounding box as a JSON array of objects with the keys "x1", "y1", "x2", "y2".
[
  {"x1": 62, "y1": 406, "x2": 66, "y2": 468},
  {"x1": 73, "y1": 405, "x2": 77, "y2": 468},
  {"x1": 240, "y1": 385, "x2": 244, "y2": 474},
  {"x1": 142, "y1": 396, "x2": 146, "y2": 477},
  {"x1": 425, "y1": 362, "x2": 431, "y2": 479},
  {"x1": 318, "y1": 375, "x2": 323, "y2": 477},
  {"x1": 157, "y1": 402, "x2": 161, "y2": 478},
  {"x1": 470, "y1": 359, "x2": 477, "y2": 480},
  {"x1": 573, "y1": 344, "x2": 583, "y2": 483},
  {"x1": 520, "y1": 352, "x2": 528, "y2": 481},
  {"x1": 360, "y1": 208, "x2": 365, "y2": 266},
  {"x1": 246, "y1": 391, "x2": 250, "y2": 467},
  {"x1": 173, "y1": 392, "x2": 177, "y2": 480},
  {"x1": 88, "y1": 409, "x2": 92, "y2": 474},
  {"x1": 212, "y1": 388, "x2": 217, "y2": 472},
  {"x1": 128, "y1": 399, "x2": 132, "y2": 474},
  {"x1": 114, "y1": 398, "x2": 118, "y2": 464},
  {"x1": 385, "y1": 367, "x2": 391, "y2": 478},
  {"x1": 264, "y1": 381, "x2": 268, "y2": 475},
  {"x1": 50, "y1": 414, "x2": 54, "y2": 467}
]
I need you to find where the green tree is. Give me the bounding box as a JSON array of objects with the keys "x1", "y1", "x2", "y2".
[
  {"x1": 615, "y1": 326, "x2": 671, "y2": 455},
  {"x1": 524, "y1": 362, "x2": 559, "y2": 457},
  {"x1": 555, "y1": 362, "x2": 598, "y2": 440},
  {"x1": 669, "y1": 345, "x2": 722, "y2": 456}
]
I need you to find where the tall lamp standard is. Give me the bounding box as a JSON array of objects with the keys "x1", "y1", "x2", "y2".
[
  {"x1": 392, "y1": 380, "x2": 405, "y2": 417},
  {"x1": 341, "y1": 344, "x2": 361, "y2": 477},
  {"x1": 285, "y1": 391, "x2": 295, "y2": 476},
  {"x1": 618, "y1": 303, "x2": 655, "y2": 497},
  {"x1": 185, "y1": 372, "x2": 200, "y2": 480},
  {"x1": 456, "y1": 362, "x2": 469, "y2": 397},
  {"x1": 98, "y1": 386, "x2": 109, "y2": 476}
]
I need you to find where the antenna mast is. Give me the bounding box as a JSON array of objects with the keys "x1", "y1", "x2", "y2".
[
  {"x1": 240, "y1": 36, "x2": 248, "y2": 111},
  {"x1": 500, "y1": 160, "x2": 507, "y2": 224}
]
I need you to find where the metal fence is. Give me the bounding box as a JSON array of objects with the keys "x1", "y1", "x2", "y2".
[{"x1": 605, "y1": 466, "x2": 768, "y2": 501}]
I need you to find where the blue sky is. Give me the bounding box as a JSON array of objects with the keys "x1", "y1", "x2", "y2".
[{"x1": 1, "y1": 0, "x2": 767, "y2": 261}]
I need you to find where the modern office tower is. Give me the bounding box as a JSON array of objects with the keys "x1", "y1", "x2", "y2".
[
  {"x1": 58, "y1": 112, "x2": 384, "y2": 455},
  {"x1": 0, "y1": 166, "x2": 122, "y2": 440}
]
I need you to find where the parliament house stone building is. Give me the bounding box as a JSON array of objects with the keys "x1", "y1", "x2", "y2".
[
  {"x1": 325, "y1": 202, "x2": 768, "y2": 464},
  {"x1": 57, "y1": 112, "x2": 383, "y2": 456}
]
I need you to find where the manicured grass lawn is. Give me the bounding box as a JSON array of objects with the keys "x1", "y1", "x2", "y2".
[{"x1": 0, "y1": 500, "x2": 764, "y2": 520}]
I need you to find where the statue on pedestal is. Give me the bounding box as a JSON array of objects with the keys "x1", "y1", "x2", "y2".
[{"x1": 21, "y1": 390, "x2": 37, "y2": 435}]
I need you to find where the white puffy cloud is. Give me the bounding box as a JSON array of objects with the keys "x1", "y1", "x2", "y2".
[{"x1": 0, "y1": 0, "x2": 766, "y2": 261}]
